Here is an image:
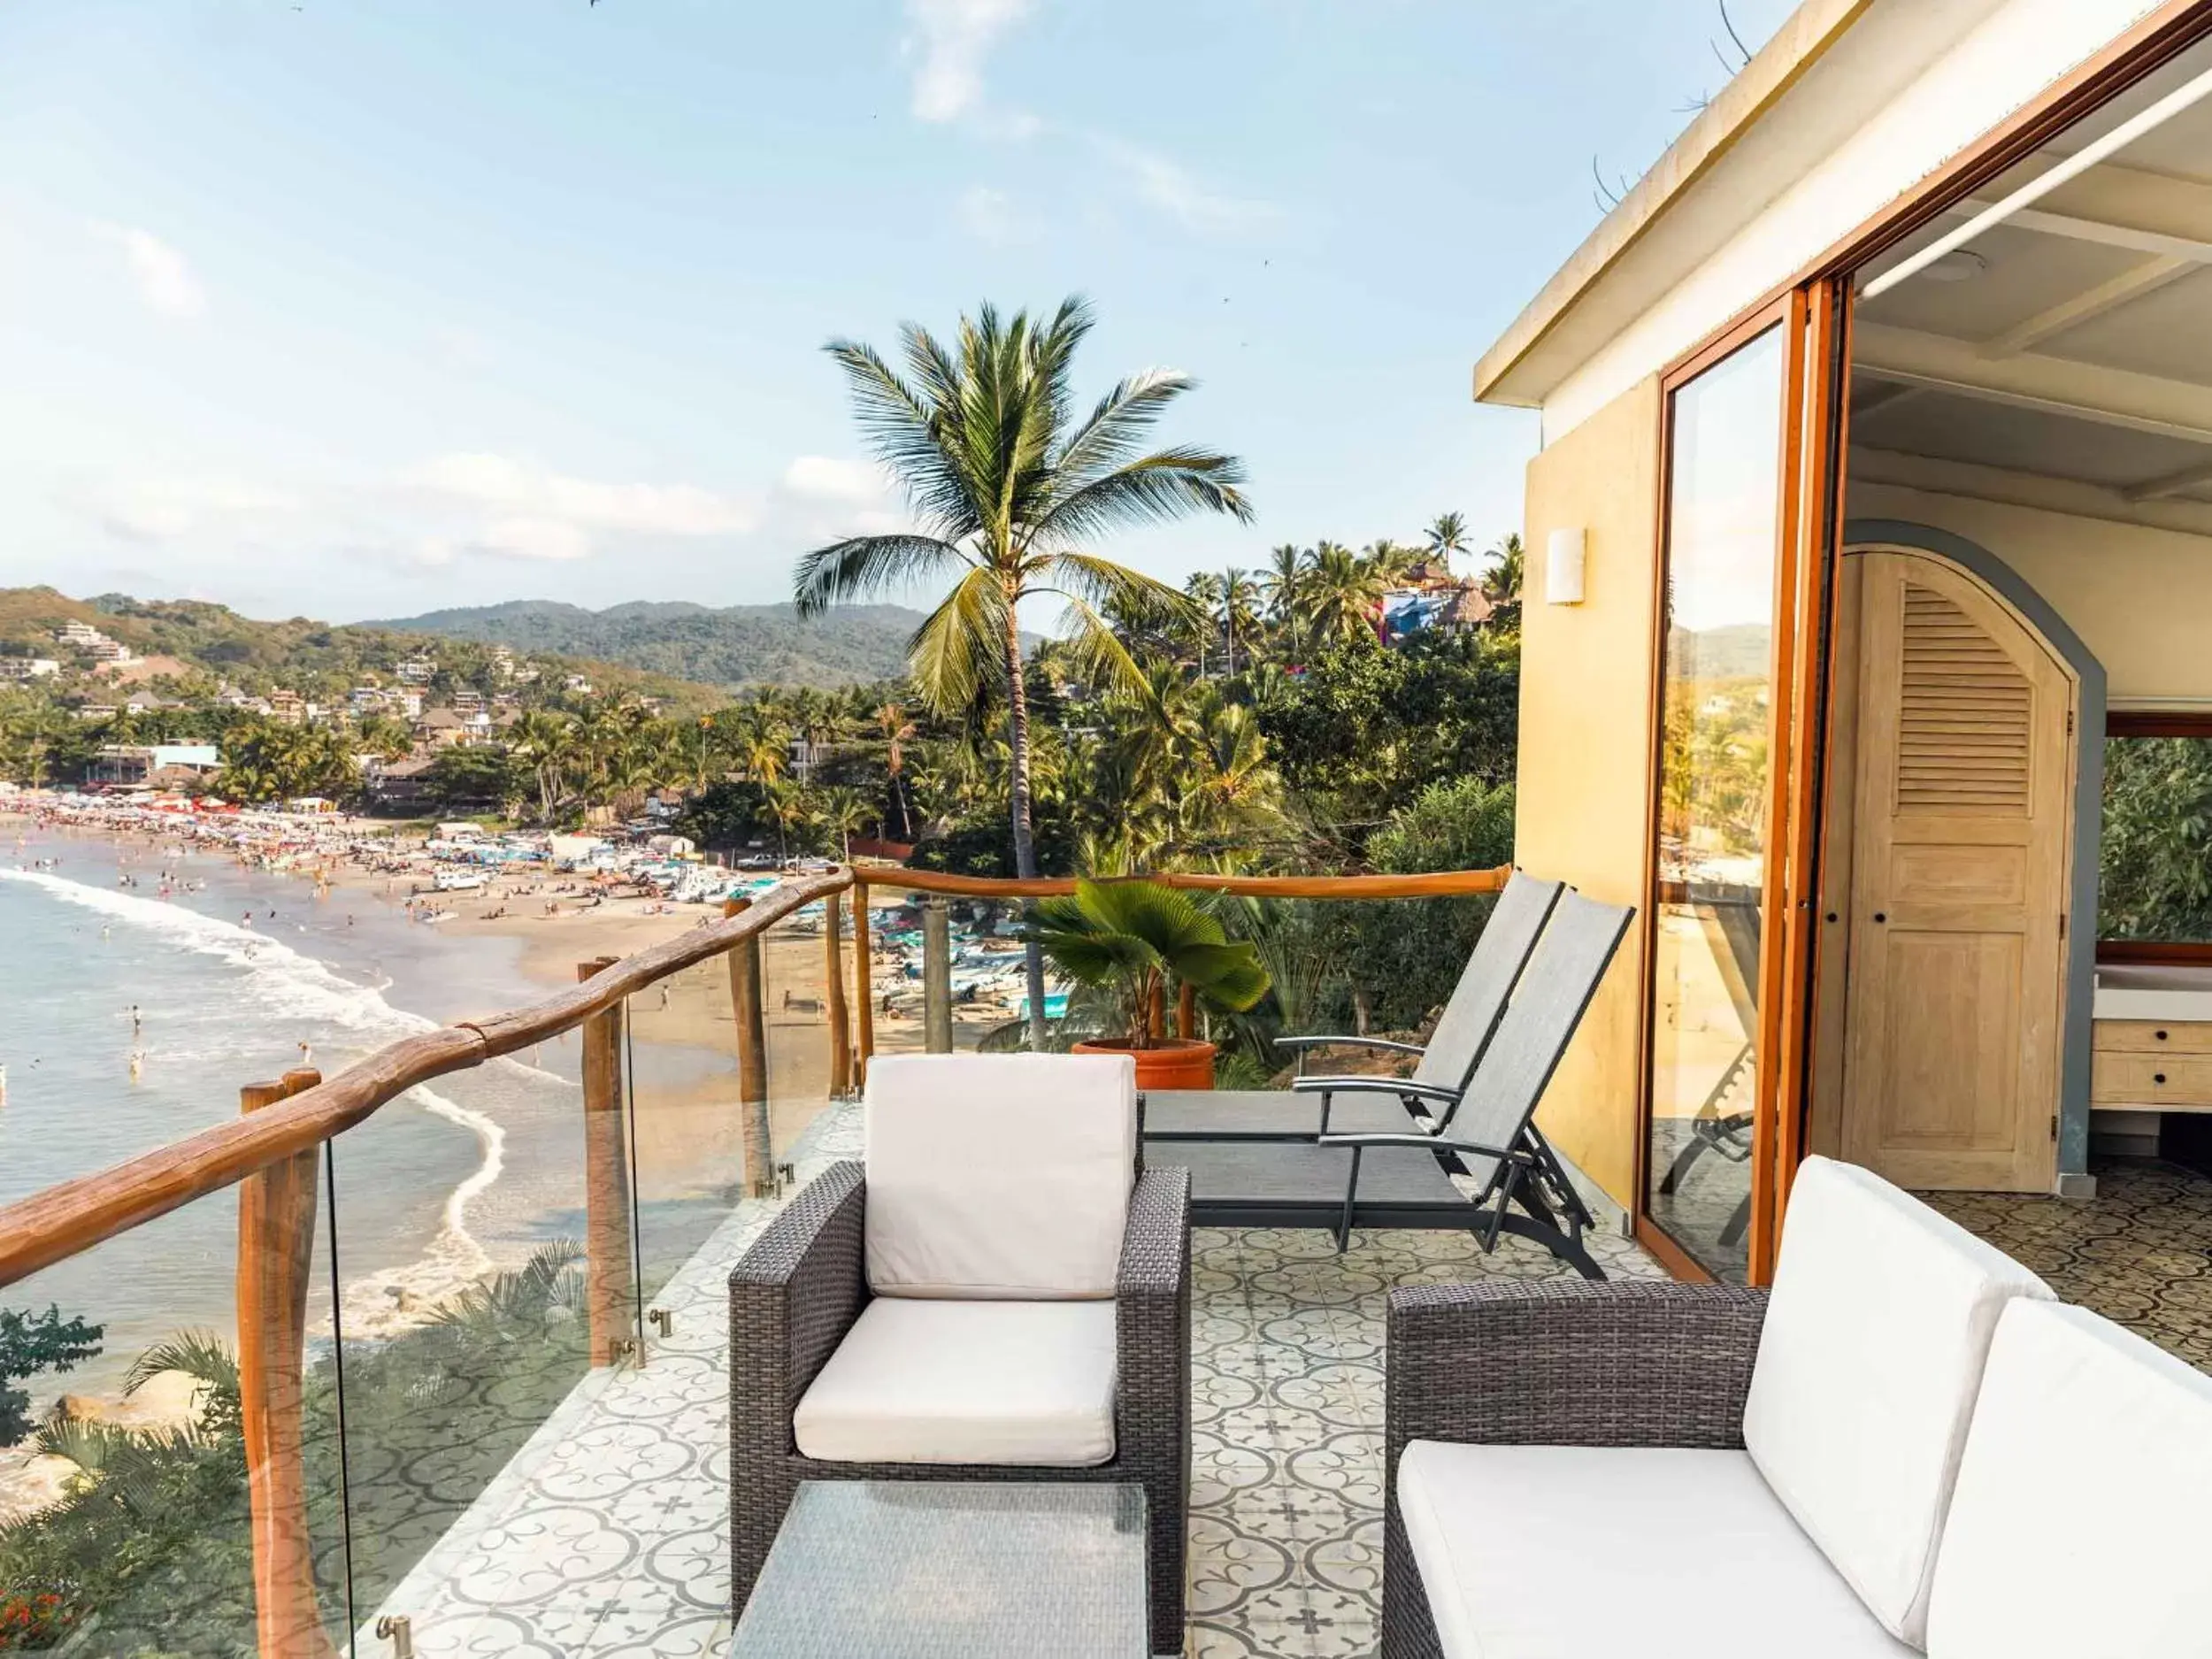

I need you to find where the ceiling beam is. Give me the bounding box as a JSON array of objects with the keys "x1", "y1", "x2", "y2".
[
  {"x1": 1955, "y1": 159, "x2": 2212, "y2": 264},
  {"x1": 2125, "y1": 458, "x2": 2212, "y2": 503},
  {"x1": 1981, "y1": 254, "x2": 2194, "y2": 357},
  {"x1": 1850, "y1": 447, "x2": 2212, "y2": 541},
  {"x1": 1972, "y1": 202, "x2": 2212, "y2": 265},
  {"x1": 1855, "y1": 322, "x2": 2212, "y2": 448},
  {"x1": 1851, "y1": 380, "x2": 1924, "y2": 422}
]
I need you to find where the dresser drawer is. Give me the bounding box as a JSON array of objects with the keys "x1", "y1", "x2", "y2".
[
  {"x1": 2092, "y1": 1051, "x2": 2212, "y2": 1107},
  {"x1": 2092, "y1": 1019, "x2": 2212, "y2": 1056}
]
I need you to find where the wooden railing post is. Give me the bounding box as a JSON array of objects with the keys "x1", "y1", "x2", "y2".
[
  {"x1": 922, "y1": 897, "x2": 954, "y2": 1054},
  {"x1": 853, "y1": 879, "x2": 874, "y2": 1090},
  {"x1": 239, "y1": 1067, "x2": 336, "y2": 1659},
  {"x1": 723, "y1": 898, "x2": 773, "y2": 1196},
  {"x1": 575, "y1": 957, "x2": 634, "y2": 1367},
  {"x1": 824, "y1": 890, "x2": 852, "y2": 1098}
]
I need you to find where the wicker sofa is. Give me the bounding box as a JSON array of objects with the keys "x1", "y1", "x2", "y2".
[
  {"x1": 727, "y1": 1055, "x2": 1191, "y2": 1657},
  {"x1": 1382, "y1": 1156, "x2": 2212, "y2": 1658}
]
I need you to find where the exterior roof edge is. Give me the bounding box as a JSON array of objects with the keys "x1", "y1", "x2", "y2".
[{"x1": 1471, "y1": 0, "x2": 1874, "y2": 408}]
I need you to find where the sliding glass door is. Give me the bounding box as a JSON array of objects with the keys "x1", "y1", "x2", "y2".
[{"x1": 1641, "y1": 318, "x2": 1793, "y2": 1284}]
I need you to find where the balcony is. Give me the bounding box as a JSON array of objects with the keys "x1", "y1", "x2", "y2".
[{"x1": 1, "y1": 869, "x2": 2205, "y2": 1658}]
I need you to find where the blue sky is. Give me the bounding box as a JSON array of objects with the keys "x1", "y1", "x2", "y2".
[{"x1": 0, "y1": 0, "x2": 1794, "y2": 623}]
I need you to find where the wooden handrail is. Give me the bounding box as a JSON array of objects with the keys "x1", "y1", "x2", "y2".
[
  {"x1": 0, "y1": 862, "x2": 1505, "y2": 1288},
  {"x1": 0, "y1": 870, "x2": 851, "y2": 1290},
  {"x1": 867, "y1": 865, "x2": 1513, "y2": 900}
]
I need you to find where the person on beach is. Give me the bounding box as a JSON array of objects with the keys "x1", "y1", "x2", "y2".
[{"x1": 130, "y1": 1005, "x2": 142, "y2": 1037}]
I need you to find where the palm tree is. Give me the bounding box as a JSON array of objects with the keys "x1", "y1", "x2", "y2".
[
  {"x1": 1260, "y1": 543, "x2": 1308, "y2": 662},
  {"x1": 1303, "y1": 541, "x2": 1386, "y2": 647},
  {"x1": 874, "y1": 701, "x2": 919, "y2": 841},
  {"x1": 811, "y1": 784, "x2": 876, "y2": 862},
  {"x1": 511, "y1": 710, "x2": 576, "y2": 820},
  {"x1": 1483, "y1": 532, "x2": 1526, "y2": 607},
  {"x1": 1218, "y1": 567, "x2": 1261, "y2": 678},
  {"x1": 1425, "y1": 511, "x2": 1471, "y2": 572},
  {"x1": 794, "y1": 296, "x2": 1253, "y2": 1046},
  {"x1": 1363, "y1": 539, "x2": 1417, "y2": 586},
  {"x1": 1182, "y1": 571, "x2": 1225, "y2": 677}
]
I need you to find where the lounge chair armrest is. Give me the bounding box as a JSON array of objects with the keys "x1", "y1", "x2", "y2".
[
  {"x1": 1292, "y1": 1075, "x2": 1460, "y2": 1104},
  {"x1": 1273, "y1": 1034, "x2": 1429, "y2": 1059},
  {"x1": 1319, "y1": 1131, "x2": 1518, "y2": 1162},
  {"x1": 729, "y1": 1160, "x2": 869, "y2": 1431},
  {"x1": 1115, "y1": 1165, "x2": 1191, "y2": 1443},
  {"x1": 1386, "y1": 1280, "x2": 1768, "y2": 1462}
]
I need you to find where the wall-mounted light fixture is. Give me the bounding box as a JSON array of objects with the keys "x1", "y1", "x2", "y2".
[{"x1": 1546, "y1": 526, "x2": 1586, "y2": 605}]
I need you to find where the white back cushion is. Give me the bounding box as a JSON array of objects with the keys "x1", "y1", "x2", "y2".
[
  {"x1": 1928, "y1": 1300, "x2": 2212, "y2": 1659},
  {"x1": 1743, "y1": 1156, "x2": 2052, "y2": 1646},
  {"x1": 864, "y1": 1053, "x2": 1135, "y2": 1299}
]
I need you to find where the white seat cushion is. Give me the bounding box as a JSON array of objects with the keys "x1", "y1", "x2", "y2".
[
  {"x1": 793, "y1": 1298, "x2": 1117, "y2": 1467},
  {"x1": 1928, "y1": 1299, "x2": 2212, "y2": 1659},
  {"x1": 864, "y1": 1053, "x2": 1136, "y2": 1299},
  {"x1": 1742, "y1": 1156, "x2": 2051, "y2": 1645},
  {"x1": 1396, "y1": 1440, "x2": 1910, "y2": 1659}
]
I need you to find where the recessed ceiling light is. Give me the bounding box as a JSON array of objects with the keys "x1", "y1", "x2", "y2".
[{"x1": 1921, "y1": 249, "x2": 1990, "y2": 284}]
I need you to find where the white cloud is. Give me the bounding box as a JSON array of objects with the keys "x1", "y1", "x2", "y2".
[
  {"x1": 781, "y1": 455, "x2": 888, "y2": 504},
  {"x1": 407, "y1": 452, "x2": 760, "y2": 541},
  {"x1": 905, "y1": 0, "x2": 1032, "y2": 124},
  {"x1": 1094, "y1": 139, "x2": 1281, "y2": 238},
  {"x1": 89, "y1": 223, "x2": 206, "y2": 319},
  {"x1": 73, "y1": 475, "x2": 294, "y2": 541},
  {"x1": 956, "y1": 184, "x2": 1027, "y2": 246}
]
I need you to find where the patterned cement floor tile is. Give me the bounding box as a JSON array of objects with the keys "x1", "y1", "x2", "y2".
[{"x1": 357, "y1": 1113, "x2": 2212, "y2": 1659}]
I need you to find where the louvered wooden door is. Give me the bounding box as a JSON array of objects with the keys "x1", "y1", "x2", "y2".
[{"x1": 1840, "y1": 549, "x2": 2073, "y2": 1192}]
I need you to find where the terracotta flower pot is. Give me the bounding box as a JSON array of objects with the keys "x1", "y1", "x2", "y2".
[{"x1": 1071, "y1": 1036, "x2": 1217, "y2": 1091}]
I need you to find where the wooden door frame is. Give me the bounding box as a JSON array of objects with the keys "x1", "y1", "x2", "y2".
[{"x1": 1632, "y1": 292, "x2": 1814, "y2": 1286}]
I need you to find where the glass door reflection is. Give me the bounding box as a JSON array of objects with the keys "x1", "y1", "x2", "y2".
[{"x1": 1644, "y1": 322, "x2": 1787, "y2": 1283}]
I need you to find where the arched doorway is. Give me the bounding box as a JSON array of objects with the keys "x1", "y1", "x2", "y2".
[{"x1": 1816, "y1": 534, "x2": 2084, "y2": 1192}]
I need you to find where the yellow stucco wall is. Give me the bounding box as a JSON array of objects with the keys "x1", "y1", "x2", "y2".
[{"x1": 1517, "y1": 373, "x2": 1663, "y2": 1208}]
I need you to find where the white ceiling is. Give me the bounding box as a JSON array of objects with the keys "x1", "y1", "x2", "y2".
[{"x1": 1851, "y1": 38, "x2": 2212, "y2": 526}]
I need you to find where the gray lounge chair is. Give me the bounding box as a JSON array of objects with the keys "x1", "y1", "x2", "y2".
[
  {"x1": 1146, "y1": 891, "x2": 1633, "y2": 1280},
  {"x1": 1141, "y1": 869, "x2": 1564, "y2": 1145}
]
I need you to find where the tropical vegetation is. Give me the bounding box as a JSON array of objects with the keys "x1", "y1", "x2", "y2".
[
  {"x1": 1031, "y1": 879, "x2": 1271, "y2": 1049},
  {"x1": 790, "y1": 296, "x2": 1254, "y2": 1043},
  {"x1": 0, "y1": 1245, "x2": 590, "y2": 1656}
]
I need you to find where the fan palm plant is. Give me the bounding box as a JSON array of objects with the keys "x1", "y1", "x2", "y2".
[
  {"x1": 1031, "y1": 879, "x2": 1269, "y2": 1050},
  {"x1": 794, "y1": 296, "x2": 1254, "y2": 1046}
]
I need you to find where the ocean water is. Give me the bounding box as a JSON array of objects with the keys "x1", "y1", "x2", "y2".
[{"x1": 0, "y1": 829, "x2": 600, "y2": 1403}]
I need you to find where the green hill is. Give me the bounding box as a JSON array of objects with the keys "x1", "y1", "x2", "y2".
[
  {"x1": 367, "y1": 598, "x2": 925, "y2": 689},
  {"x1": 0, "y1": 587, "x2": 725, "y2": 710}
]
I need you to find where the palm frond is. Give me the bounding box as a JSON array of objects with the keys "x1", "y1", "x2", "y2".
[
  {"x1": 125, "y1": 1330, "x2": 237, "y2": 1399},
  {"x1": 1028, "y1": 448, "x2": 1253, "y2": 546},
  {"x1": 823, "y1": 338, "x2": 976, "y2": 534},
  {"x1": 1076, "y1": 877, "x2": 1223, "y2": 954},
  {"x1": 1044, "y1": 594, "x2": 1156, "y2": 703},
  {"x1": 793, "y1": 533, "x2": 970, "y2": 618},
  {"x1": 907, "y1": 565, "x2": 1012, "y2": 716},
  {"x1": 1053, "y1": 367, "x2": 1194, "y2": 486}
]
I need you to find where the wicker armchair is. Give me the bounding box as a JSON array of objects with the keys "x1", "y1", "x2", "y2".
[
  {"x1": 1381, "y1": 1279, "x2": 1770, "y2": 1659},
  {"x1": 729, "y1": 1157, "x2": 1192, "y2": 1656}
]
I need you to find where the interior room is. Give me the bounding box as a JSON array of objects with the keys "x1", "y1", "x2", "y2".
[{"x1": 1826, "y1": 34, "x2": 2212, "y2": 1188}]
